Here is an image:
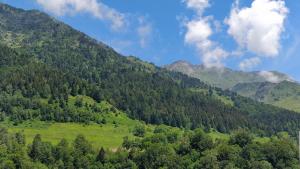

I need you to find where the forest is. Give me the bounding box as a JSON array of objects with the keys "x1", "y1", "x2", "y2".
[
  {"x1": 1, "y1": 126, "x2": 299, "y2": 169},
  {"x1": 0, "y1": 39, "x2": 300, "y2": 136}
]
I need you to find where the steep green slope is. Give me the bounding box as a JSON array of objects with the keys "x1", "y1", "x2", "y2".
[
  {"x1": 165, "y1": 60, "x2": 293, "y2": 89},
  {"x1": 232, "y1": 81, "x2": 300, "y2": 112},
  {"x1": 1, "y1": 3, "x2": 300, "y2": 136}
]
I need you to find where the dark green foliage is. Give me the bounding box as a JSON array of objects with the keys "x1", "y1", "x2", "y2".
[
  {"x1": 0, "y1": 112, "x2": 5, "y2": 121},
  {"x1": 263, "y1": 138, "x2": 299, "y2": 169},
  {"x1": 132, "y1": 124, "x2": 146, "y2": 137},
  {"x1": 0, "y1": 126, "x2": 300, "y2": 169},
  {"x1": 135, "y1": 143, "x2": 182, "y2": 169},
  {"x1": 75, "y1": 97, "x2": 83, "y2": 107},
  {"x1": 190, "y1": 129, "x2": 214, "y2": 152},
  {"x1": 229, "y1": 130, "x2": 254, "y2": 147},
  {"x1": 96, "y1": 147, "x2": 106, "y2": 163},
  {"x1": 73, "y1": 134, "x2": 93, "y2": 156},
  {"x1": 15, "y1": 132, "x2": 26, "y2": 145},
  {"x1": 249, "y1": 160, "x2": 272, "y2": 169},
  {"x1": 29, "y1": 134, "x2": 54, "y2": 165},
  {"x1": 194, "y1": 152, "x2": 219, "y2": 169}
]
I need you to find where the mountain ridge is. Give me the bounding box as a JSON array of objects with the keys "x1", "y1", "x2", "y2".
[{"x1": 165, "y1": 60, "x2": 295, "y2": 89}]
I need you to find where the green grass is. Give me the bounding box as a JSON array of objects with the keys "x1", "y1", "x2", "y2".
[
  {"x1": 4, "y1": 121, "x2": 131, "y2": 149},
  {"x1": 189, "y1": 88, "x2": 234, "y2": 106},
  {"x1": 1, "y1": 112, "x2": 153, "y2": 150},
  {"x1": 0, "y1": 119, "x2": 271, "y2": 150},
  {"x1": 2, "y1": 122, "x2": 130, "y2": 150},
  {"x1": 0, "y1": 94, "x2": 270, "y2": 150},
  {"x1": 273, "y1": 97, "x2": 300, "y2": 112},
  {"x1": 0, "y1": 95, "x2": 158, "y2": 149},
  {"x1": 208, "y1": 131, "x2": 230, "y2": 141},
  {"x1": 208, "y1": 130, "x2": 270, "y2": 143}
]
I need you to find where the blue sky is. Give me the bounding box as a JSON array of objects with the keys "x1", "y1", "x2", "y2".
[{"x1": 1, "y1": 0, "x2": 300, "y2": 81}]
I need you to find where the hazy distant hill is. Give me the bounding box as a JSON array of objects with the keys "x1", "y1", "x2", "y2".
[
  {"x1": 166, "y1": 60, "x2": 300, "y2": 112},
  {"x1": 232, "y1": 81, "x2": 300, "y2": 112},
  {"x1": 165, "y1": 60, "x2": 293, "y2": 89}
]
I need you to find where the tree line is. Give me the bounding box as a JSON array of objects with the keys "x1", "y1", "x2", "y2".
[{"x1": 0, "y1": 126, "x2": 299, "y2": 169}]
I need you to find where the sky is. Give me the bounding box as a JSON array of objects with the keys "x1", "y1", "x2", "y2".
[{"x1": 1, "y1": 0, "x2": 300, "y2": 81}]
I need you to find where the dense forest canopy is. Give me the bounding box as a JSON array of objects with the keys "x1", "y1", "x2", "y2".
[{"x1": 1, "y1": 126, "x2": 299, "y2": 169}]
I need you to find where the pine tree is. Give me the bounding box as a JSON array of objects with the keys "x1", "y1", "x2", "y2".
[{"x1": 96, "y1": 147, "x2": 106, "y2": 163}]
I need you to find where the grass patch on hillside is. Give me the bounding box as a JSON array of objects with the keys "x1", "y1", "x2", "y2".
[
  {"x1": 0, "y1": 119, "x2": 271, "y2": 149},
  {"x1": 0, "y1": 95, "x2": 270, "y2": 149},
  {"x1": 1, "y1": 112, "x2": 153, "y2": 149},
  {"x1": 0, "y1": 94, "x2": 156, "y2": 149},
  {"x1": 189, "y1": 88, "x2": 234, "y2": 106},
  {"x1": 208, "y1": 130, "x2": 270, "y2": 143},
  {"x1": 273, "y1": 97, "x2": 300, "y2": 112},
  {"x1": 3, "y1": 121, "x2": 131, "y2": 149}
]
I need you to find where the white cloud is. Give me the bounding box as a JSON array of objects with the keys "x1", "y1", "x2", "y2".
[
  {"x1": 239, "y1": 57, "x2": 261, "y2": 70},
  {"x1": 137, "y1": 17, "x2": 152, "y2": 48},
  {"x1": 184, "y1": 0, "x2": 210, "y2": 15},
  {"x1": 202, "y1": 47, "x2": 228, "y2": 68},
  {"x1": 185, "y1": 18, "x2": 212, "y2": 46},
  {"x1": 226, "y1": 0, "x2": 288, "y2": 57},
  {"x1": 183, "y1": 0, "x2": 228, "y2": 68},
  {"x1": 36, "y1": 0, "x2": 125, "y2": 31},
  {"x1": 259, "y1": 71, "x2": 281, "y2": 83}
]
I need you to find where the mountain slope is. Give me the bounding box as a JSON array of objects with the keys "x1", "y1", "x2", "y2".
[
  {"x1": 166, "y1": 60, "x2": 300, "y2": 112},
  {"x1": 1, "y1": 3, "x2": 300, "y2": 136},
  {"x1": 232, "y1": 81, "x2": 300, "y2": 112},
  {"x1": 165, "y1": 60, "x2": 293, "y2": 89}
]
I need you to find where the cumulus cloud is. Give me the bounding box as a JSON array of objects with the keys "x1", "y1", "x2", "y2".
[
  {"x1": 259, "y1": 71, "x2": 282, "y2": 83},
  {"x1": 36, "y1": 0, "x2": 126, "y2": 30},
  {"x1": 137, "y1": 17, "x2": 152, "y2": 48},
  {"x1": 183, "y1": 0, "x2": 228, "y2": 68},
  {"x1": 239, "y1": 57, "x2": 261, "y2": 70},
  {"x1": 226, "y1": 0, "x2": 288, "y2": 57}
]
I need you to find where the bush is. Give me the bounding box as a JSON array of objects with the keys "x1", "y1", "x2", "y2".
[
  {"x1": 132, "y1": 125, "x2": 146, "y2": 137},
  {"x1": 229, "y1": 130, "x2": 253, "y2": 147}
]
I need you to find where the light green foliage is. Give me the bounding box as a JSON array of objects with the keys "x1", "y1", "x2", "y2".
[
  {"x1": 232, "y1": 81, "x2": 300, "y2": 112},
  {"x1": 2, "y1": 118, "x2": 143, "y2": 149}
]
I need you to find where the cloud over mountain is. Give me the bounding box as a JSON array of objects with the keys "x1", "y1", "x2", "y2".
[
  {"x1": 183, "y1": 0, "x2": 228, "y2": 68},
  {"x1": 239, "y1": 57, "x2": 261, "y2": 70},
  {"x1": 226, "y1": 0, "x2": 288, "y2": 57}
]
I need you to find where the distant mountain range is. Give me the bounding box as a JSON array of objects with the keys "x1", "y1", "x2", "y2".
[{"x1": 165, "y1": 60, "x2": 300, "y2": 112}]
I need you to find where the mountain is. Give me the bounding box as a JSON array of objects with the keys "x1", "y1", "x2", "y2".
[
  {"x1": 232, "y1": 81, "x2": 300, "y2": 112},
  {"x1": 1, "y1": 3, "x2": 300, "y2": 136},
  {"x1": 165, "y1": 60, "x2": 300, "y2": 112},
  {"x1": 165, "y1": 60, "x2": 293, "y2": 89}
]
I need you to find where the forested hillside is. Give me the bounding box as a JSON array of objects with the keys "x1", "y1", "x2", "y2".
[{"x1": 0, "y1": 3, "x2": 300, "y2": 137}]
